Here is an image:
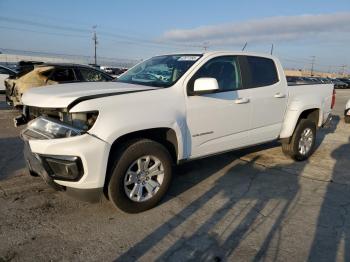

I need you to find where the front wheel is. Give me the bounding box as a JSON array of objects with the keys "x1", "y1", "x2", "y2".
[
  {"x1": 107, "y1": 139, "x2": 173, "y2": 213},
  {"x1": 282, "y1": 119, "x2": 316, "y2": 161}
]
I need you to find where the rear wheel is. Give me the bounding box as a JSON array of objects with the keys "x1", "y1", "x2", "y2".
[
  {"x1": 282, "y1": 119, "x2": 316, "y2": 161},
  {"x1": 107, "y1": 139, "x2": 173, "y2": 213}
]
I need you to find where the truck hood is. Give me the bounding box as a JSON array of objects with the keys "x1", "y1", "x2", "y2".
[{"x1": 21, "y1": 82, "x2": 157, "y2": 108}]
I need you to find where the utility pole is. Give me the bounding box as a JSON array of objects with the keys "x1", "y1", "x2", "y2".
[
  {"x1": 340, "y1": 65, "x2": 347, "y2": 76},
  {"x1": 310, "y1": 56, "x2": 316, "y2": 76},
  {"x1": 327, "y1": 65, "x2": 332, "y2": 74},
  {"x1": 92, "y1": 25, "x2": 98, "y2": 66},
  {"x1": 203, "y1": 42, "x2": 209, "y2": 52}
]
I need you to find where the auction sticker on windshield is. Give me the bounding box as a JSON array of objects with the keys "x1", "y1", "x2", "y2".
[{"x1": 178, "y1": 56, "x2": 201, "y2": 61}]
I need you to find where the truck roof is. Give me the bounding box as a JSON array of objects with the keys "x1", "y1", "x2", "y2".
[{"x1": 156, "y1": 51, "x2": 277, "y2": 60}]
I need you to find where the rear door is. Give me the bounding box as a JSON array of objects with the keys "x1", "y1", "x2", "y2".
[
  {"x1": 242, "y1": 56, "x2": 287, "y2": 143},
  {"x1": 186, "y1": 55, "x2": 253, "y2": 158}
]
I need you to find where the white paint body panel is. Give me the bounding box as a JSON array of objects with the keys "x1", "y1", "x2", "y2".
[
  {"x1": 22, "y1": 51, "x2": 334, "y2": 190},
  {"x1": 279, "y1": 83, "x2": 333, "y2": 138},
  {"x1": 21, "y1": 81, "x2": 157, "y2": 108}
]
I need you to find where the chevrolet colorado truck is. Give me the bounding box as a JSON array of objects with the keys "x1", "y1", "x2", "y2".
[{"x1": 18, "y1": 52, "x2": 335, "y2": 213}]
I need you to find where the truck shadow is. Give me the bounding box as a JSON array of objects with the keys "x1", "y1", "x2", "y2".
[
  {"x1": 307, "y1": 136, "x2": 350, "y2": 261},
  {"x1": 0, "y1": 137, "x2": 25, "y2": 180},
  {"x1": 115, "y1": 118, "x2": 340, "y2": 261},
  {"x1": 0, "y1": 96, "x2": 12, "y2": 111}
]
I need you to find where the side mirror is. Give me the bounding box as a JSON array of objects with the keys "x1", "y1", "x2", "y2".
[{"x1": 193, "y1": 78, "x2": 219, "y2": 93}]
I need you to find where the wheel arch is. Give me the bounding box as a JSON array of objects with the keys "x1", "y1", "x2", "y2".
[
  {"x1": 280, "y1": 107, "x2": 320, "y2": 142},
  {"x1": 103, "y1": 127, "x2": 179, "y2": 198}
]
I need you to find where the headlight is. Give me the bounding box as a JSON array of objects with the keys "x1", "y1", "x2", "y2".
[
  {"x1": 21, "y1": 110, "x2": 99, "y2": 140},
  {"x1": 27, "y1": 117, "x2": 83, "y2": 139}
]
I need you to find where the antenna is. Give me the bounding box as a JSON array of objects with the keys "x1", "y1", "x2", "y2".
[
  {"x1": 242, "y1": 42, "x2": 247, "y2": 51},
  {"x1": 270, "y1": 44, "x2": 274, "y2": 55}
]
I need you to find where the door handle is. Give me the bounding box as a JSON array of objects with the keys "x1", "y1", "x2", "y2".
[
  {"x1": 274, "y1": 92, "x2": 286, "y2": 98},
  {"x1": 234, "y1": 98, "x2": 250, "y2": 104}
]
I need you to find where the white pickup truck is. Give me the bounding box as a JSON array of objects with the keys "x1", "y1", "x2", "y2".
[{"x1": 19, "y1": 51, "x2": 335, "y2": 213}]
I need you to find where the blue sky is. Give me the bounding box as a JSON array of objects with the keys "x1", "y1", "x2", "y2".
[{"x1": 0, "y1": 0, "x2": 350, "y2": 72}]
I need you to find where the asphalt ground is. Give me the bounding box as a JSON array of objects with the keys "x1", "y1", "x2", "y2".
[{"x1": 0, "y1": 90, "x2": 350, "y2": 262}]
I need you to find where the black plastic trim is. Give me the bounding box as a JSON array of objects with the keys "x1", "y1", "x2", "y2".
[{"x1": 40, "y1": 155, "x2": 84, "y2": 182}]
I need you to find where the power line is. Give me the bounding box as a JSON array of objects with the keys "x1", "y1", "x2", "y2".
[
  {"x1": 0, "y1": 16, "x2": 90, "y2": 33},
  {"x1": 0, "y1": 16, "x2": 201, "y2": 50},
  {"x1": 0, "y1": 25, "x2": 90, "y2": 39}
]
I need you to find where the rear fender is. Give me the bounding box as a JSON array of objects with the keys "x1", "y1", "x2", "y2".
[{"x1": 279, "y1": 105, "x2": 322, "y2": 139}]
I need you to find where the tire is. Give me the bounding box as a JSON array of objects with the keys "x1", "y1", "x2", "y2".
[
  {"x1": 107, "y1": 139, "x2": 173, "y2": 213},
  {"x1": 282, "y1": 119, "x2": 316, "y2": 161}
]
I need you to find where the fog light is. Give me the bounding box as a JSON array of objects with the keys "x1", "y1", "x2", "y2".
[{"x1": 42, "y1": 155, "x2": 84, "y2": 181}]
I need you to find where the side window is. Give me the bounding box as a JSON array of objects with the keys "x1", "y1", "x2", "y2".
[
  {"x1": 246, "y1": 56, "x2": 278, "y2": 87},
  {"x1": 79, "y1": 68, "x2": 109, "y2": 82},
  {"x1": 188, "y1": 56, "x2": 242, "y2": 93},
  {"x1": 50, "y1": 68, "x2": 76, "y2": 82}
]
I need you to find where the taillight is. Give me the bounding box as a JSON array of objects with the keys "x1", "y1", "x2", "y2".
[{"x1": 331, "y1": 89, "x2": 336, "y2": 109}]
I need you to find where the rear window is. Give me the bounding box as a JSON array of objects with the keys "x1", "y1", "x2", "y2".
[
  {"x1": 79, "y1": 68, "x2": 111, "y2": 82},
  {"x1": 50, "y1": 68, "x2": 75, "y2": 82},
  {"x1": 247, "y1": 56, "x2": 278, "y2": 87},
  {"x1": 41, "y1": 69, "x2": 53, "y2": 77}
]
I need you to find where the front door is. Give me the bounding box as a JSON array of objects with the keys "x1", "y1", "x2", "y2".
[{"x1": 185, "y1": 56, "x2": 253, "y2": 158}]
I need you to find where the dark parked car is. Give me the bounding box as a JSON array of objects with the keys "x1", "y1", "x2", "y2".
[
  {"x1": 332, "y1": 79, "x2": 348, "y2": 89},
  {"x1": 338, "y1": 78, "x2": 350, "y2": 88},
  {"x1": 5, "y1": 63, "x2": 114, "y2": 106},
  {"x1": 286, "y1": 76, "x2": 309, "y2": 85}
]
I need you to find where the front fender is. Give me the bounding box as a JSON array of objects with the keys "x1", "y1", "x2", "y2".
[{"x1": 100, "y1": 120, "x2": 187, "y2": 161}]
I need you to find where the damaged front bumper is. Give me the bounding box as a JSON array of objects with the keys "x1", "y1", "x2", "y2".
[
  {"x1": 24, "y1": 141, "x2": 65, "y2": 191},
  {"x1": 22, "y1": 128, "x2": 111, "y2": 203}
]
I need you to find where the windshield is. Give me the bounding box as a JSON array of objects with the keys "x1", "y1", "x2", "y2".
[{"x1": 116, "y1": 54, "x2": 202, "y2": 87}]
